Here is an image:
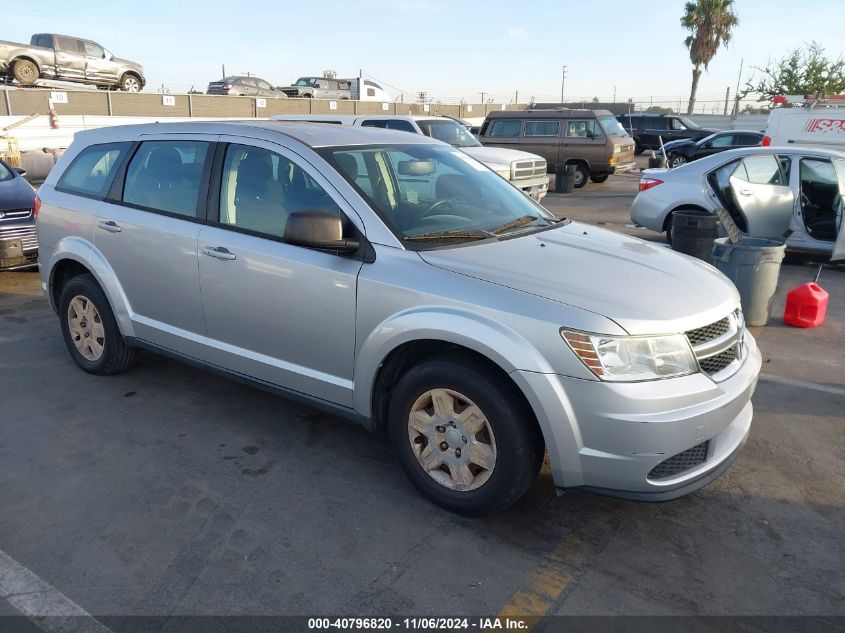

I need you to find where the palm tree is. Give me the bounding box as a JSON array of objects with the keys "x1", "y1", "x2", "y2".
[{"x1": 681, "y1": 0, "x2": 739, "y2": 114}]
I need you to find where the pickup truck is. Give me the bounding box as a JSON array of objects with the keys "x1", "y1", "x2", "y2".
[
  {"x1": 280, "y1": 77, "x2": 351, "y2": 99},
  {"x1": 0, "y1": 34, "x2": 145, "y2": 92}
]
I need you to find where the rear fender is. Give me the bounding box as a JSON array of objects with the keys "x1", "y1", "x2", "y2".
[{"x1": 47, "y1": 236, "x2": 135, "y2": 337}]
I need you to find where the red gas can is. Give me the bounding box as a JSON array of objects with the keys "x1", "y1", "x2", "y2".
[{"x1": 783, "y1": 282, "x2": 829, "y2": 328}]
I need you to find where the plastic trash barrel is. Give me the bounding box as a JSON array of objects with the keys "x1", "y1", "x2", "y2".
[
  {"x1": 648, "y1": 156, "x2": 667, "y2": 169},
  {"x1": 670, "y1": 210, "x2": 718, "y2": 261},
  {"x1": 711, "y1": 237, "x2": 786, "y2": 326},
  {"x1": 783, "y1": 282, "x2": 828, "y2": 328},
  {"x1": 555, "y1": 164, "x2": 577, "y2": 194}
]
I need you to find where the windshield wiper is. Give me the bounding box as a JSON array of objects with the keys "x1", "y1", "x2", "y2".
[
  {"x1": 404, "y1": 229, "x2": 490, "y2": 242},
  {"x1": 491, "y1": 215, "x2": 554, "y2": 235}
]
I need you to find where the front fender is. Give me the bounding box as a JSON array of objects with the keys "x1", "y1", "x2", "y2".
[
  {"x1": 46, "y1": 236, "x2": 135, "y2": 337},
  {"x1": 353, "y1": 305, "x2": 556, "y2": 417}
]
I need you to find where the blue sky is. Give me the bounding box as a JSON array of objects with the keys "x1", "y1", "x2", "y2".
[{"x1": 4, "y1": 0, "x2": 841, "y2": 107}]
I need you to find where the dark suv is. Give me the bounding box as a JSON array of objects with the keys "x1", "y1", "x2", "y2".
[
  {"x1": 617, "y1": 113, "x2": 717, "y2": 154},
  {"x1": 0, "y1": 160, "x2": 37, "y2": 270}
]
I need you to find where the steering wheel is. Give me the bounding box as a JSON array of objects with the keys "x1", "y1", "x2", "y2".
[{"x1": 421, "y1": 197, "x2": 459, "y2": 219}]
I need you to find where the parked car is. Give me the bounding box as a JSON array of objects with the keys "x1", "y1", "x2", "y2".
[
  {"x1": 0, "y1": 34, "x2": 145, "y2": 91},
  {"x1": 617, "y1": 113, "x2": 718, "y2": 154},
  {"x1": 631, "y1": 146, "x2": 845, "y2": 257},
  {"x1": 477, "y1": 109, "x2": 636, "y2": 188},
  {"x1": 206, "y1": 76, "x2": 287, "y2": 98},
  {"x1": 763, "y1": 105, "x2": 845, "y2": 153},
  {"x1": 0, "y1": 160, "x2": 37, "y2": 270},
  {"x1": 280, "y1": 77, "x2": 351, "y2": 99},
  {"x1": 38, "y1": 121, "x2": 761, "y2": 515},
  {"x1": 662, "y1": 130, "x2": 764, "y2": 168},
  {"x1": 270, "y1": 114, "x2": 550, "y2": 201}
]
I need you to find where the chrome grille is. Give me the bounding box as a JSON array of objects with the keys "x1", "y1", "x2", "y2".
[
  {"x1": 685, "y1": 310, "x2": 745, "y2": 381},
  {"x1": 511, "y1": 159, "x2": 547, "y2": 180},
  {"x1": 0, "y1": 209, "x2": 32, "y2": 221},
  {"x1": 0, "y1": 226, "x2": 37, "y2": 250},
  {"x1": 648, "y1": 441, "x2": 710, "y2": 480},
  {"x1": 686, "y1": 317, "x2": 730, "y2": 346}
]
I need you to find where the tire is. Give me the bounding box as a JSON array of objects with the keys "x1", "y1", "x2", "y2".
[
  {"x1": 12, "y1": 59, "x2": 39, "y2": 85},
  {"x1": 58, "y1": 274, "x2": 138, "y2": 375},
  {"x1": 665, "y1": 213, "x2": 673, "y2": 245},
  {"x1": 388, "y1": 356, "x2": 543, "y2": 516},
  {"x1": 669, "y1": 153, "x2": 688, "y2": 169},
  {"x1": 590, "y1": 173, "x2": 609, "y2": 184},
  {"x1": 119, "y1": 74, "x2": 141, "y2": 92},
  {"x1": 572, "y1": 164, "x2": 590, "y2": 188}
]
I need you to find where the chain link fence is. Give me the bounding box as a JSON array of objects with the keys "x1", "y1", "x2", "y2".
[{"x1": 1, "y1": 87, "x2": 531, "y2": 121}]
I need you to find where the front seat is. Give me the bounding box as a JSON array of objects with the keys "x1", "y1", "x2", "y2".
[{"x1": 234, "y1": 153, "x2": 286, "y2": 236}]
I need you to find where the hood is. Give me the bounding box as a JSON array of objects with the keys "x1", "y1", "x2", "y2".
[
  {"x1": 0, "y1": 174, "x2": 36, "y2": 210},
  {"x1": 418, "y1": 223, "x2": 739, "y2": 335},
  {"x1": 662, "y1": 138, "x2": 695, "y2": 151},
  {"x1": 462, "y1": 146, "x2": 543, "y2": 168},
  {"x1": 113, "y1": 57, "x2": 143, "y2": 72}
]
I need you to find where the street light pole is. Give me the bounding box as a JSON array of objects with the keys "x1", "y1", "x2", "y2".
[{"x1": 561, "y1": 66, "x2": 567, "y2": 104}]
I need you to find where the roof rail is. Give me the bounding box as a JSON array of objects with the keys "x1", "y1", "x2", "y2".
[{"x1": 772, "y1": 94, "x2": 845, "y2": 108}]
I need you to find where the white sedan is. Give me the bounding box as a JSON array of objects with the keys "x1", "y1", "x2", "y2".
[{"x1": 630, "y1": 146, "x2": 845, "y2": 257}]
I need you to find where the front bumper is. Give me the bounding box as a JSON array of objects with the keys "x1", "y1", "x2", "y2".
[
  {"x1": 512, "y1": 331, "x2": 762, "y2": 500},
  {"x1": 512, "y1": 175, "x2": 549, "y2": 201},
  {"x1": 0, "y1": 224, "x2": 38, "y2": 270}
]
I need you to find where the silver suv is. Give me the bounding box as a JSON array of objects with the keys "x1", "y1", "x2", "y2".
[{"x1": 37, "y1": 121, "x2": 762, "y2": 515}]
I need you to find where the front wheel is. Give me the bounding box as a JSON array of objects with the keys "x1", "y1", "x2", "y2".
[
  {"x1": 572, "y1": 164, "x2": 590, "y2": 188},
  {"x1": 389, "y1": 357, "x2": 543, "y2": 516},
  {"x1": 669, "y1": 153, "x2": 688, "y2": 169},
  {"x1": 12, "y1": 59, "x2": 39, "y2": 85},
  {"x1": 590, "y1": 173, "x2": 609, "y2": 184},
  {"x1": 59, "y1": 274, "x2": 138, "y2": 375},
  {"x1": 119, "y1": 74, "x2": 141, "y2": 92}
]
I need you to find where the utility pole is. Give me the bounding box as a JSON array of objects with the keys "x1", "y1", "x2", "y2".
[
  {"x1": 560, "y1": 66, "x2": 567, "y2": 104},
  {"x1": 732, "y1": 58, "x2": 744, "y2": 118},
  {"x1": 515, "y1": 89, "x2": 518, "y2": 103},
  {"x1": 479, "y1": 91, "x2": 486, "y2": 103},
  {"x1": 612, "y1": 85, "x2": 617, "y2": 103},
  {"x1": 724, "y1": 86, "x2": 731, "y2": 115},
  {"x1": 221, "y1": 64, "x2": 226, "y2": 79},
  {"x1": 417, "y1": 91, "x2": 427, "y2": 104}
]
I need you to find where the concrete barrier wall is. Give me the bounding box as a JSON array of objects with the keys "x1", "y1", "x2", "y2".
[{"x1": 687, "y1": 114, "x2": 769, "y2": 131}]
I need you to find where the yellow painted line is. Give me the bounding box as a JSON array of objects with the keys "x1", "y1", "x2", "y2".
[{"x1": 490, "y1": 519, "x2": 617, "y2": 630}]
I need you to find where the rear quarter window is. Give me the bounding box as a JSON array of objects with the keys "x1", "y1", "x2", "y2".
[{"x1": 56, "y1": 142, "x2": 132, "y2": 197}]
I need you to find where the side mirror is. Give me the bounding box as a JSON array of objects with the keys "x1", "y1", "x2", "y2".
[
  {"x1": 284, "y1": 209, "x2": 359, "y2": 253},
  {"x1": 13, "y1": 167, "x2": 26, "y2": 176}
]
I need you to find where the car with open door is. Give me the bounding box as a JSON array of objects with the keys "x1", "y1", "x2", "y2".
[{"x1": 630, "y1": 146, "x2": 845, "y2": 257}]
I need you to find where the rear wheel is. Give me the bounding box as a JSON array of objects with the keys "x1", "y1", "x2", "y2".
[
  {"x1": 12, "y1": 59, "x2": 39, "y2": 85},
  {"x1": 572, "y1": 164, "x2": 590, "y2": 188},
  {"x1": 59, "y1": 274, "x2": 138, "y2": 375},
  {"x1": 388, "y1": 357, "x2": 543, "y2": 516},
  {"x1": 590, "y1": 173, "x2": 609, "y2": 184}
]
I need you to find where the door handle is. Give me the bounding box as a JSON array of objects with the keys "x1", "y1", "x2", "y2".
[
  {"x1": 739, "y1": 189, "x2": 754, "y2": 196},
  {"x1": 202, "y1": 246, "x2": 237, "y2": 261},
  {"x1": 97, "y1": 220, "x2": 122, "y2": 233}
]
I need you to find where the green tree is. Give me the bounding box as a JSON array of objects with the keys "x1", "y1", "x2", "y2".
[
  {"x1": 681, "y1": 0, "x2": 739, "y2": 114},
  {"x1": 746, "y1": 42, "x2": 845, "y2": 102}
]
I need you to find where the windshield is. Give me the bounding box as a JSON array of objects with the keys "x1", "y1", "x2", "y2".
[
  {"x1": 319, "y1": 144, "x2": 557, "y2": 248},
  {"x1": 597, "y1": 115, "x2": 628, "y2": 137},
  {"x1": 0, "y1": 161, "x2": 13, "y2": 182},
  {"x1": 680, "y1": 116, "x2": 700, "y2": 129},
  {"x1": 295, "y1": 78, "x2": 318, "y2": 87},
  {"x1": 416, "y1": 120, "x2": 481, "y2": 147}
]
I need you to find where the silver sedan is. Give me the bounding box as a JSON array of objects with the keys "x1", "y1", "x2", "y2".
[{"x1": 630, "y1": 146, "x2": 845, "y2": 256}]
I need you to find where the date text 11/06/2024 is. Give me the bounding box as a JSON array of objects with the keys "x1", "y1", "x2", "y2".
[{"x1": 307, "y1": 617, "x2": 529, "y2": 630}]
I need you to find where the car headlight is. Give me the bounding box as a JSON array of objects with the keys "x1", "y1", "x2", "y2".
[
  {"x1": 614, "y1": 145, "x2": 622, "y2": 154},
  {"x1": 561, "y1": 330, "x2": 698, "y2": 382}
]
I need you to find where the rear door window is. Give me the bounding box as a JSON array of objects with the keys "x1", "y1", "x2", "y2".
[
  {"x1": 57, "y1": 142, "x2": 132, "y2": 197},
  {"x1": 710, "y1": 134, "x2": 736, "y2": 148},
  {"x1": 735, "y1": 155, "x2": 786, "y2": 186},
  {"x1": 360, "y1": 120, "x2": 388, "y2": 129},
  {"x1": 122, "y1": 141, "x2": 209, "y2": 217},
  {"x1": 524, "y1": 121, "x2": 560, "y2": 137},
  {"x1": 488, "y1": 120, "x2": 522, "y2": 137},
  {"x1": 55, "y1": 36, "x2": 81, "y2": 53}
]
